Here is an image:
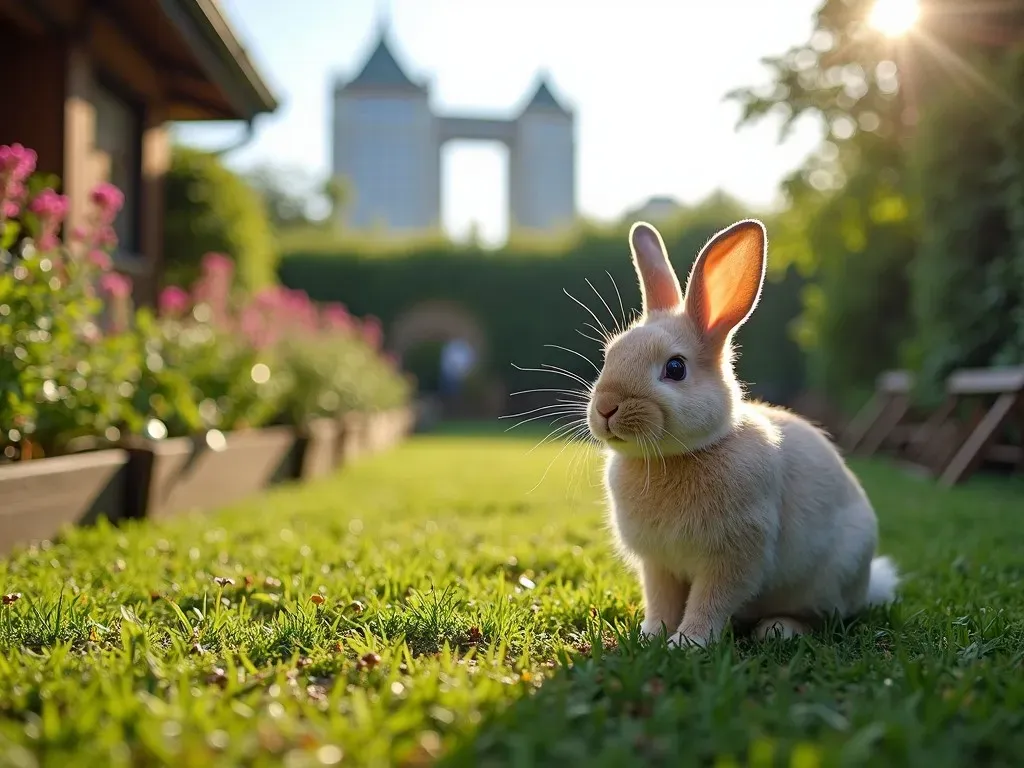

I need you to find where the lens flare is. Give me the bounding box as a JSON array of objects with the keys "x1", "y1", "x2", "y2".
[{"x1": 868, "y1": 0, "x2": 920, "y2": 37}]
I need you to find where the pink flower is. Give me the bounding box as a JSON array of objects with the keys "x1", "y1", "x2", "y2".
[
  {"x1": 30, "y1": 189, "x2": 69, "y2": 220},
  {"x1": 89, "y1": 182, "x2": 124, "y2": 216},
  {"x1": 239, "y1": 304, "x2": 277, "y2": 350},
  {"x1": 29, "y1": 189, "x2": 70, "y2": 250},
  {"x1": 87, "y1": 250, "x2": 113, "y2": 271},
  {"x1": 98, "y1": 271, "x2": 132, "y2": 299},
  {"x1": 71, "y1": 226, "x2": 88, "y2": 242},
  {"x1": 201, "y1": 252, "x2": 234, "y2": 278},
  {"x1": 96, "y1": 226, "x2": 118, "y2": 248},
  {"x1": 321, "y1": 303, "x2": 352, "y2": 331},
  {"x1": 361, "y1": 315, "x2": 383, "y2": 349},
  {"x1": 191, "y1": 253, "x2": 235, "y2": 328},
  {"x1": 0, "y1": 144, "x2": 37, "y2": 181},
  {"x1": 251, "y1": 286, "x2": 284, "y2": 310},
  {"x1": 0, "y1": 145, "x2": 35, "y2": 222},
  {"x1": 158, "y1": 285, "x2": 190, "y2": 317}
]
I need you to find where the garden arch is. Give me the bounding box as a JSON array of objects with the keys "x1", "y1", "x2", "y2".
[
  {"x1": 388, "y1": 301, "x2": 502, "y2": 419},
  {"x1": 389, "y1": 300, "x2": 488, "y2": 364}
]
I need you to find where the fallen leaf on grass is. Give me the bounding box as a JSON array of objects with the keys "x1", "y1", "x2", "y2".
[{"x1": 358, "y1": 653, "x2": 381, "y2": 670}]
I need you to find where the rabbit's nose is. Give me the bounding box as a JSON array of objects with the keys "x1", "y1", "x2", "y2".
[{"x1": 594, "y1": 394, "x2": 620, "y2": 420}]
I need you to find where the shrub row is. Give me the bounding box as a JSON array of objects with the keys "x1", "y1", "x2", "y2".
[
  {"x1": 278, "y1": 211, "x2": 808, "y2": 410},
  {"x1": 0, "y1": 143, "x2": 412, "y2": 464}
]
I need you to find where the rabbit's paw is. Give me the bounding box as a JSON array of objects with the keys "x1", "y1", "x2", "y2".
[
  {"x1": 754, "y1": 617, "x2": 809, "y2": 641},
  {"x1": 640, "y1": 619, "x2": 671, "y2": 641},
  {"x1": 667, "y1": 630, "x2": 709, "y2": 650}
]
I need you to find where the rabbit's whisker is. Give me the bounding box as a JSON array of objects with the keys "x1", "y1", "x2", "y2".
[
  {"x1": 564, "y1": 288, "x2": 614, "y2": 342},
  {"x1": 543, "y1": 343, "x2": 601, "y2": 375},
  {"x1": 586, "y1": 276, "x2": 622, "y2": 337},
  {"x1": 499, "y1": 401, "x2": 587, "y2": 421},
  {"x1": 605, "y1": 270, "x2": 628, "y2": 332},
  {"x1": 540, "y1": 363, "x2": 594, "y2": 389},
  {"x1": 658, "y1": 427, "x2": 694, "y2": 455},
  {"x1": 527, "y1": 417, "x2": 589, "y2": 456},
  {"x1": 511, "y1": 362, "x2": 594, "y2": 390},
  {"x1": 527, "y1": 423, "x2": 592, "y2": 495},
  {"x1": 504, "y1": 411, "x2": 583, "y2": 433},
  {"x1": 509, "y1": 387, "x2": 589, "y2": 400},
  {"x1": 577, "y1": 328, "x2": 606, "y2": 347},
  {"x1": 641, "y1": 425, "x2": 667, "y2": 475},
  {"x1": 564, "y1": 434, "x2": 600, "y2": 501},
  {"x1": 634, "y1": 432, "x2": 653, "y2": 497},
  {"x1": 582, "y1": 322, "x2": 612, "y2": 345}
]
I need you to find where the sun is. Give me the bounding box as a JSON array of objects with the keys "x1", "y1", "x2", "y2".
[{"x1": 868, "y1": 0, "x2": 920, "y2": 37}]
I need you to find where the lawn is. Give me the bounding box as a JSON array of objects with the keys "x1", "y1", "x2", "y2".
[{"x1": 2, "y1": 428, "x2": 1024, "y2": 767}]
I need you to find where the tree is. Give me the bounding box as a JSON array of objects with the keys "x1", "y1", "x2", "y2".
[
  {"x1": 322, "y1": 175, "x2": 351, "y2": 227},
  {"x1": 245, "y1": 165, "x2": 315, "y2": 230},
  {"x1": 729, "y1": 0, "x2": 1024, "y2": 405},
  {"x1": 163, "y1": 147, "x2": 276, "y2": 291},
  {"x1": 725, "y1": 0, "x2": 920, "y2": 405}
]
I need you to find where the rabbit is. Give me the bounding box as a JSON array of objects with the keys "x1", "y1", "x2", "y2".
[{"x1": 586, "y1": 218, "x2": 898, "y2": 648}]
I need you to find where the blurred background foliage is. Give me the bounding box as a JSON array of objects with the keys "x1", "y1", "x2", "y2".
[
  {"x1": 163, "y1": 146, "x2": 278, "y2": 292},
  {"x1": 159, "y1": 0, "x2": 1024, "y2": 421}
]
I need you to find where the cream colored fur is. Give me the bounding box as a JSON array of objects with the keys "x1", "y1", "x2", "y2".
[{"x1": 587, "y1": 219, "x2": 898, "y2": 648}]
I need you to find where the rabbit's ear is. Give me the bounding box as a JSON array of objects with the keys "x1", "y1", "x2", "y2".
[
  {"x1": 683, "y1": 219, "x2": 767, "y2": 349},
  {"x1": 629, "y1": 221, "x2": 682, "y2": 313}
]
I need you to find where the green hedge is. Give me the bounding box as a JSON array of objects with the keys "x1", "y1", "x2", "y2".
[{"x1": 278, "y1": 216, "x2": 807, "y2": 410}]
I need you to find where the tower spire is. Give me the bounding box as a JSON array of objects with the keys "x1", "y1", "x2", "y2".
[{"x1": 374, "y1": 0, "x2": 391, "y2": 38}]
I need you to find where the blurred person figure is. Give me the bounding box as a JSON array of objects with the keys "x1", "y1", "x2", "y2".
[{"x1": 439, "y1": 338, "x2": 476, "y2": 398}]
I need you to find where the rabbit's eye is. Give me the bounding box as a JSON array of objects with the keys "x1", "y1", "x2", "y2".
[{"x1": 664, "y1": 356, "x2": 687, "y2": 382}]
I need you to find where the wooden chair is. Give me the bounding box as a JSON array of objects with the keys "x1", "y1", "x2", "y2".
[
  {"x1": 840, "y1": 370, "x2": 914, "y2": 457},
  {"x1": 905, "y1": 366, "x2": 1024, "y2": 487}
]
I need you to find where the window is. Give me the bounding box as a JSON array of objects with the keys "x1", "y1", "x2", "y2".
[{"x1": 93, "y1": 80, "x2": 141, "y2": 255}]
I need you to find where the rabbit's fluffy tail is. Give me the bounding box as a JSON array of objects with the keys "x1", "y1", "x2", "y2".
[{"x1": 866, "y1": 556, "x2": 899, "y2": 606}]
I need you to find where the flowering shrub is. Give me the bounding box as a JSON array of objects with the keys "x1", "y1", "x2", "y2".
[
  {"x1": 0, "y1": 143, "x2": 412, "y2": 461},
  {"x1": 0, "y1": 146, "x2": 137, "y2": 460},
  {"x1": 135, "y1": 252, "x2": 289, "y2": 438},
  {"x1": 153, "y1": 260, "x2": 412, "y2": 432},
  {"x1": 255, "y1": 291, "x2": 412, "y2": 425}
]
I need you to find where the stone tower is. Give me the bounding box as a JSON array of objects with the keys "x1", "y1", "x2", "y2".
[
  {"x1": 332, "y1": 24, "x2": 440, "y2": 230},
  {"x1": 332, "y1": 24, "x2": 576, "y2": 236},
  {"x1": 509, "y1": 77, "x2": 576, "y2": 232}
]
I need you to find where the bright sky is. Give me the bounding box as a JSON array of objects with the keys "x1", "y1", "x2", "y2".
[{"x1": 175, "y1": 0, "x2": 824, "y2": 245}]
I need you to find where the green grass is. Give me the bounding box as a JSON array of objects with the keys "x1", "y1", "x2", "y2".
[{"x1": 2, "y1": 429, "x2": 1024, "y2": 767}]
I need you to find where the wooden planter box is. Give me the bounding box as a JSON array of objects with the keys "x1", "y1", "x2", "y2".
[
  {"x1": 125, "y1": 426, "x2": 297, "y2": 521},
  {"x1": 290, "y1": 418, "x2": 340, "y2": 481},
  {"x1": 365, "y1": 411, "x2": 391, "y2": 454},
  {"x1": 336, "y1": 411, "x2": 369, "y2": 466},
  {"x1": 335, "y1": 407, "x2": 413, "y2": 467},
  {"x1": 0, "y1": 449, "x2": 129, "y2": 556}
]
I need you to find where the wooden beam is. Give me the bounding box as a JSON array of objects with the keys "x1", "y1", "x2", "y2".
[
  {"x1": 840, "y1": 370, "x2": 913, "y2": 456},
  {"x1": 858, "y1": 393, "x2": 912, "y2": 457},
  {"x1": 947, "y1": 366, "x2": 1024, "y2": 396},
  {"x1": 939, "y1": 392, "x2": 1022, "y2": 487},
  {"x1": 841, "y1": 391, "x2": 888, "y2": 455}
]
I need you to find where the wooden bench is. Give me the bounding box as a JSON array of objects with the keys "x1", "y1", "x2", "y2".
[
  {"x1": 840, "y1": 370, "x2": 915, "y2": 457},
  {"x1": 905, "y1": 365, "x2": 1024, "y2": 487}
]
